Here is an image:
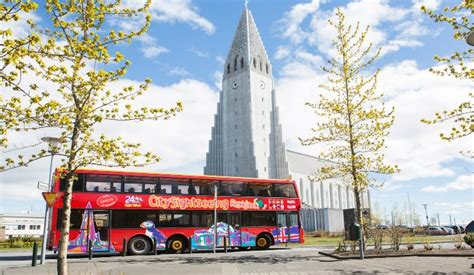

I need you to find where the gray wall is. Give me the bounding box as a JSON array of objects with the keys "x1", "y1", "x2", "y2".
[{"x1": 300, "y1": 208, "x2": 345, "y2": 233}]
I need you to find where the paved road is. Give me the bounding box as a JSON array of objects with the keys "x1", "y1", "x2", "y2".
[{"x1": 1, "y1": 247, "x2": 472, "y2": 274}]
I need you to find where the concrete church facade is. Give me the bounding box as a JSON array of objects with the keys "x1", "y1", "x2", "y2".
[{"x1": 204, "y1": 6, "x2": 370, "y2": 232}]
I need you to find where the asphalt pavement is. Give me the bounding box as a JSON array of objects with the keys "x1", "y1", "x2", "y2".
[{"x1": 1, "y1": 244, "x2": 472, "y2": 274}]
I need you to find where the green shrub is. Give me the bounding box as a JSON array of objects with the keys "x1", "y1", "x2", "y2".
[
  {"x1": 463, "y1": 233, "x2": 474, "y2": 248},
  {"x1": 11, "y1": 241, "x2": 24, "y2": 248}
]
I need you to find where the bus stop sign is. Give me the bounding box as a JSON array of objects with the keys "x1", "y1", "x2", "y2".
[{"x1": 42, "y1": 192, "x2": 60, "y2": 207}]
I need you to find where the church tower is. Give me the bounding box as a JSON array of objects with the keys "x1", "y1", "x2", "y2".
[{"x1": 204, "y1": 6, "x2": 289, "y2": 179}]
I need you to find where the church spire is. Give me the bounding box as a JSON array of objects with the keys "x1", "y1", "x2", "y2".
[{"x1": 224, "y1": 4, "x2": 271, "y2": 78}]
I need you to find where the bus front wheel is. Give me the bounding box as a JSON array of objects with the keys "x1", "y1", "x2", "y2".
[
  {"x1": 128, "y1": 236, "x2": 151, "y2": 255},
  {"x1": 255, "y1": 234, "x2": 271, "y2": 250},
  {"x1": 167, "y1": 236, "x2": 186, "y2": 254}
]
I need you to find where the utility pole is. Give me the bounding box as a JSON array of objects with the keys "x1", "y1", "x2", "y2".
[
  {"x1": 449, "y1": 214, "x2": 452, "y2": 226},
  {"x1": 437, "y1": 213, "x2": 440, "y2": 226},
  {"x1": 423, "y1": 204, "x2": 430, "y2": 236},
  {"x1": 407, "y1": 193, "x2": 412, "y2": 227},
  {"x1": 422, "y1": 204, "x2": 429, "y2": 226}
]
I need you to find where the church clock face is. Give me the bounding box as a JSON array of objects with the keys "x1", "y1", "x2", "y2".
[
  {"x1": 232, "y1": 80, "x2": 239, "y2": 89},
  {"x1": 259, "y1": 80, "x2": 266, "y2": 90}
]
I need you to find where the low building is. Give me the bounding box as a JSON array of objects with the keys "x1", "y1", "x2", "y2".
[{"x1": 0, "y1": 213, "x2": 44, "y2": 239}]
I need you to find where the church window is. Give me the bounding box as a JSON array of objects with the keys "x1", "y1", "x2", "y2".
[
  {"x1": 235, "y1": 153, "x2": 238, "y2": 158},
  {"x1": 235, "y1": 111, "x2": 237, "y2": 115},
  {"x1": 262, "y1": 124, "x2": 265, "y2": 129},
  {"x1": 259, "y1": 60, "x2": 262, "y2": 71},
  {"x1": 261, "y1": 97, "x2": 264, "y2": 102},
  {"x1": 235, "y1": 139, "x2": 237, "y2": 143},
  {"x1": 266, "y1": 63, "x2": 269, "y2": 74},
  {"x1": 253, "y1": 58, "x2": 256, "y2": 68},
  {"x1": 240, "y1": 57, "x2": 244, "y2": 68},
  {"x1": 234, "y1": 56, "x2": 238, "y2": 71},
  {"x1": 227, "y1": 64, "x2": 230, "y2": 74},
  {"x1": 235, "y1": 124, "x2": 238, "y2": 129},
  {"x1": 262, "y1": 111, "x2": 264, "y2": 115},
  {"x1": 264, "y1": 167, "x2": 267, "y2": 172},
  {"x1": 236, "y1": 167, "x2": 239, "y2": 172},
  {"x1": 234, "y1": 98, "x2": 237, "y2": 102}
]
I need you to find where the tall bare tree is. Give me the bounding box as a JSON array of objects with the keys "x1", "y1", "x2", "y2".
[
  {"x1": 0, "y1": 1, "x2": 182, "y2": 273},
  {"x1": 300, "y1": 9, "x2": 399, "y2": 230}
]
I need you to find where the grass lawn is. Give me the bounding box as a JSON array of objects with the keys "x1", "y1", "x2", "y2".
[
  {"x1": 288, "y1": 234, "x2": 462, "y2": 247},
  {"x1": 0, "y1": 247, "x2": 37, "y2": 252}
]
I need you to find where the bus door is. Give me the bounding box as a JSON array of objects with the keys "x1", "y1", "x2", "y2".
[
  {"x1": 228, "y1": 212, "x2": 241, "y2": 247},
  {"x1": 276, "y1": 213, "x2": 288, "y2": 243},
  {"x1": 216, "y1": 212, "x2": 228, "y2": 247},
  {"x1": 90, "y1": 211, "x2": 111, "y2": 252},
  {"x1": 276, "y1": 212, "x2": 300, "y2": 243},
  {"x1": 288, "y1": 212, "x2": 300, "y2": 243}
]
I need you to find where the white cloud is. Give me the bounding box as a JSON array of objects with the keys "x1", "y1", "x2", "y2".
[
  {"x1": 379, "y1": 60, "x2": 472, "y2": 181},
  {"x1": 215, "y1": 56, "x2": 225, "y2": 66},
  {"x1": 190, "y1": 48, "x2": 209, "y2": 58},
  {"x1": 116, "y1": 0, "x2": 215, "y2": 58},
  {"x1": 140, "y1": 45, "x2": 168, "y2": 58},
  {"x1": 277, "y1": 0, "x2": 321, "y2": 44},
  {"x1": 411, "y1": 0, "x2": 441, "y2": 10},
  {"x1": 275, "y1": 56, "x2": 473, "y2": 187},
  {"x1": 421, "y1": 175, "x2": 474, "y2": 192},
  {"x1": 277, "y1": 0, "x2": 436, "y2": 61},
  {"x1": 274, "y1": 46, "x2": 291, "y2": 60},
  {"x1": 149, "y1": 0, "x2": 215, "y2": 35},
  {"x1": 169, "y1": 67, "x2": 191, "y2": 77}
]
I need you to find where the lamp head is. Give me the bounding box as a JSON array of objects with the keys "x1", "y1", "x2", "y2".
[
  {"x1": 467, "y1": 31, "x2": 474, "y2": 46},
  {"x1": 41, "y1": 136, "x2": 61, "y2": 148}
]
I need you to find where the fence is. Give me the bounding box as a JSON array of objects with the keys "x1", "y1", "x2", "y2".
[{"x1": 300, "y1": 208, "x2": 345, "y2": 233}]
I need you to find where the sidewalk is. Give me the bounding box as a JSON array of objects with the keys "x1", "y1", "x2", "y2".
[{"x1": 1, "y1": 247, "x2": 472, "y2": 274}]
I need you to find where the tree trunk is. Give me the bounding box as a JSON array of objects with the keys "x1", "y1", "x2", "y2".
[
  {"x1": 57, "y1": 175, "x2": 74, "y2": 275},
  {"x1": 57, "y1": 115, "x2": 80, "y2": 274},
  {"x1": 353, "y1": 186, "x2": 362, "y2": 224}
]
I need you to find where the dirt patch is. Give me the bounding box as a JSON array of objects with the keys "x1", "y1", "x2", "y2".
[{"x1": 320, "y1": 248, "x2": 474, "y2": 259}]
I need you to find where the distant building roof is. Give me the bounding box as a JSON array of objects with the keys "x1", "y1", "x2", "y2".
[
  {"x1": 0, "y1": 213, "x2": 44, "y2": 219},
  {"x1": 286, "y1": 150, "x2": 337, "y2": 176}
]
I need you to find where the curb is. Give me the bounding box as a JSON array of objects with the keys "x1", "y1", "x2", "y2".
[{"x1": 318, "y1": 251, "x2": 474, "y2": 260}]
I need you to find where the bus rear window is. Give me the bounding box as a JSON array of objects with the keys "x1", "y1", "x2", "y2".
[{"x1": 273, "y1": 184, "x2": 297, "y2": 198}]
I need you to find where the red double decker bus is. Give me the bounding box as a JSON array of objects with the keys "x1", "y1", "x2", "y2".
[{"x1": 48, "y1": 168, "x2": 304, "y2": 254}]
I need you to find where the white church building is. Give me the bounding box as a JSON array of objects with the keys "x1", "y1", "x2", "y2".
[{"x1": 204, "y1": 5, "x2": 370, "y2": 232}]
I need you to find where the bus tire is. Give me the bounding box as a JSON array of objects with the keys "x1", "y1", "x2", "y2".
[
  {"x1": 167, "y1": 236, "x2": 186, "y2": 254},
  {"x1": 255, "y1": 234, "x2": 272, "y2": 250},
  {"x1": 128, "y1": 236, "x2": 151, "y2": 255}
]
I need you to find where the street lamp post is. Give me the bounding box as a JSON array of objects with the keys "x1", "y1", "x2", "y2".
[{"x1": 40, "y1": 137, "x2": 60, "y2": 265}]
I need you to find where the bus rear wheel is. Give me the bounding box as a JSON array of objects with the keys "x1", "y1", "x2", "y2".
[
  {"x1": 255, "y1": 234, "x2": 271, "y2": 250},
  {"x1": 167, "y1": 236, "x2": 186, "y2": 254},
  {"x1": 128, "y1": 236, "x2": 151, "y2": 255}
]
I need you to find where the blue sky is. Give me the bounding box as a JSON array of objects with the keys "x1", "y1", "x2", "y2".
[{"x1": 1, "y1": 0, "x2": 473, "y2": 226}]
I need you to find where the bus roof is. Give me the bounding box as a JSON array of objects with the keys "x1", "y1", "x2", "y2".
[{"x1": 65, "y1": 167, "x2": 295, "y2": 184}]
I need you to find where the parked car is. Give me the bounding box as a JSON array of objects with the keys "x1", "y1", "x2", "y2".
[
  {"x1": 425, "y1": 226, "x2": 448, "y2": 235},
  {"x1": 441, "y1": 226, "x2": 454, "y2": 235},
  {"x1": 450, "y1": 225, "x2": 461, "y2": 234}
]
